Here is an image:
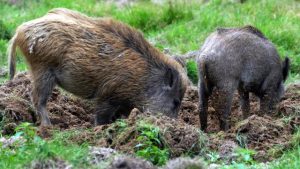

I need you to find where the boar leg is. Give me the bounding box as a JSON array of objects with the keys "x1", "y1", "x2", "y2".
[
  {"x1": 259, "y1": 74, "x2": 278, "y2": 114},
  {"x1": 217, "y1": 88, "x2": 235, "y2": 131},
  {"x1": 199, "y1": 81, "x2": 211, "y2": 131},
  {"x1": 238, "y1": 88, "x2": 250, "y2": 119},
  {"x1": 31, "y1": 70, "x2": 56, "y2": 126},
  {"x1": 259, "y1": 92, "x2": 274, "y2": 114},
  {"x1": 95, "y1": 101, "x2": 119, "y2": 125}
]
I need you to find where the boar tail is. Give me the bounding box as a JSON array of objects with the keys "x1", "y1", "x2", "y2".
[
  {"x1": 198, "y1": 59, "x2": 209, "y2": 93},
  {"x1": 182, "y1": 50, "x2": 199, "y2": 60},
  {"x1": 7, "y1": 33, "x2": 18, "y2": 80},
  {"x1": 282, "y1": 56, "x2": 290, "y2": 82}
]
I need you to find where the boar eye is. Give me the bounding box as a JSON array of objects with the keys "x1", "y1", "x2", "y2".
[
  {"x1": 165, "y1": 68, "x2": 174, "y2": 88},
  {"x1": 164, "y1": 68, "x2": 179, "y2": 89}
]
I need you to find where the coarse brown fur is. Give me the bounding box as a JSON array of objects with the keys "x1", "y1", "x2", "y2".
[{"x1": 8, "y1": 8, "x2": 188, "y2": 126}]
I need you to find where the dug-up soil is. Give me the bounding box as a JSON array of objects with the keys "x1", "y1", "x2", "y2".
[{"x1": 1, "y1": 72, "x2": 300, "y2": 162}]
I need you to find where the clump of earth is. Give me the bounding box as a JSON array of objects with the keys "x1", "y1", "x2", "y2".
[{"x1": 1, "y1": 72, "x2": 300, "y2": 165}]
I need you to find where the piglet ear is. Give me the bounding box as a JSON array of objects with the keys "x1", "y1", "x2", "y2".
[
  {"x1": 282, "y1": 56, "x2": 290, "y2": 82},
  {"x1": 165, "y1": 68, "x2": 178, "y2": 88}
]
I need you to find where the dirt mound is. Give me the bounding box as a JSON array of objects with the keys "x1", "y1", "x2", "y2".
[
  {"x1": 31, "y1": 108, "x2": 203, "y2": 158},
  {"x1": 133, "y1": 112, "x2": 203, "y2": 157},
  {"x1": 279, "y1": 83, "x2": 300, "y2": 116},
  {"x1": 233, "y1": 115, "x2": 289, "y2": 149},
  {"x1": 232, "y1": 115, "x2": 291, "y2": 160},
  {"x1": 66, "y1": 108, "x2": 204, "y2": 158},
  {"x1": 0, "y1": 73, "x2": 94, "y2": 133}
]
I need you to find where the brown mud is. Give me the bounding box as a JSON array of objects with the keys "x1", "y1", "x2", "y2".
[{"x1": 1, "y1": 72, "x2": 300, "y2": 162}]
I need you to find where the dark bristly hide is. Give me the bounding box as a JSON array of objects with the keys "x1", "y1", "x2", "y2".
[{"x1": 197, "y1": 25, "x2": 290, "y2": 131}]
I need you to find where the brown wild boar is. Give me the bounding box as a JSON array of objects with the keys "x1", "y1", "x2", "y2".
[
  {"x1": 8, "y1": 8, "x2": 188, "y2": 126},
  {"x1": 197, "y1": 26, "x2": 290, "y2": 131}
]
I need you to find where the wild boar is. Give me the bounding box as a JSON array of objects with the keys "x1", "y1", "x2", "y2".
[
  {"x1": 197, "y1": 26, "x2": 290, "y2": 131},
  {"x1": 8, "y1": 8, "x2": 188, "y2": 126}
]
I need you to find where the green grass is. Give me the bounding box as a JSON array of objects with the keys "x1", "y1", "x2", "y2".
[
  {"x1": 272, "y1": 146, "x2": 300, "y2": 169},
  {"x1": 135, "y1": 122, "x2": 169, "y2": 166},
  {"x1": 186, "y1": 59, "x2": 198, "y2": 84},
  {"x1": 0, "y1": 123, "x2": 90, "y2": 169},
  {"x1": 272, "y1": 128, "x2": 300, "y2": 168},
  {"x1": 150, "y1": 0, "x2": 300, "y2": 83},
  {"x1": 0, "y1": 0, "x2": 299, "y2": 83}
]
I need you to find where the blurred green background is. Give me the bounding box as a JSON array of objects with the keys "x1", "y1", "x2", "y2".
[{"x1": 0, "y1": 0, "x2": 299, "y2": 84}]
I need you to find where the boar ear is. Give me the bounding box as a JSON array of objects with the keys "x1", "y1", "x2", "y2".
[
  {"x1": 173, "y1": 56, "x2": 186, "y2": 68},
  {"x1": 165, "y1": 68, "x2": 178, "y2": 88},
  {"x1": 282, "y1": 56, "x2": 290, "y2": 82}
]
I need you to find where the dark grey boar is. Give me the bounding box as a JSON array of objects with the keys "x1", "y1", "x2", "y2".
[
  {"x1": 197, "y1": 26, "x2": 290, "y2": 131},
  {"x1": 8, "y1": 8, "x2": 188, "y2": 126}
]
